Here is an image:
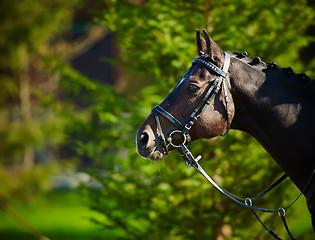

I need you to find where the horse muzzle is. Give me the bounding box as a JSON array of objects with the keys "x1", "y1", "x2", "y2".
[{"x1": 136, "y1": 127, "x2": 166, "y2": 161}]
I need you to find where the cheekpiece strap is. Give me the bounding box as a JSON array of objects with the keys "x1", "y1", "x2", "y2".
[{"x1": 222, "y1": 52, "x2": 230, "y2": 73}]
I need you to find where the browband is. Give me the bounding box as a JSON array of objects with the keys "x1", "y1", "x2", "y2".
[{"x1": 192, "y1": 53, "x2": 230, "y2": 78}]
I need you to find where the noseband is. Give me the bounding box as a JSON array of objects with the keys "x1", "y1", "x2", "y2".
[{"x1": 153, "y1": 52, "x2": 231, "y2": 156}]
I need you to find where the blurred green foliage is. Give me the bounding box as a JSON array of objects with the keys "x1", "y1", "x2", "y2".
[
  {"x1": 0, "y1": 0, "x2": 81, "y2": 70},
  {"x1": 0, "y1": 0, "x2": 82, "y2": 200}
]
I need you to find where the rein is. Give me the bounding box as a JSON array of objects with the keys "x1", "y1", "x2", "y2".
[{"x1": 152, "y1": 52, "x2": 314, "y2": 240}]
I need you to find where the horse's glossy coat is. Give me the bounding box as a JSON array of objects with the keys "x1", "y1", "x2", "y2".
[{"x1": 136, "y1": 30, "x2": 315, "y2": 231}]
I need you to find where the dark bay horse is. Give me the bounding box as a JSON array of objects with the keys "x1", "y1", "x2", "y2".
[{"x1": 136, "y1": 29, "x2": 315, "y2": 236}]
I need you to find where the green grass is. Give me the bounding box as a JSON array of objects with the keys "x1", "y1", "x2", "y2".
[
  {"x1": 1, "y1": 190, "x2": 312, "y2": 240},
  {"x1": 0, "y1": 191, "x2": 103, "y2": 240}
]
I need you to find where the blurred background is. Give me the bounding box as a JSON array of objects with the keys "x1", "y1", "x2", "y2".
[{"x1": 0, "y1": 0, "x2": 314, "y2": 239}]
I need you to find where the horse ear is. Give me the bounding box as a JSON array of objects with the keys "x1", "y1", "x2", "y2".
[
  {"x1": 202, "y1": 29, "x2": 224, "y2": 67},
  {"x1": 196, "y1": 29, "x2": 207, "y2": 56}
]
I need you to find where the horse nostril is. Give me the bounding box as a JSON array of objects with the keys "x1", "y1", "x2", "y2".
[{"x1": 139, "y1": 132, "x2": 149, "y2": 150}]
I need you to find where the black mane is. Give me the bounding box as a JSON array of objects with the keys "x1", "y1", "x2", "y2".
[{"x1": 232, "y1": 51, "x2": 313, "y2": 84}]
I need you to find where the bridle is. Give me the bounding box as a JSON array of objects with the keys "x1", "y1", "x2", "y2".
[
  {"x1": 151, "y1": 52, "x2": 315, "y2": 240},
  {"x1": 153, "y1": 52, "x2": 231, "y2": 156}
]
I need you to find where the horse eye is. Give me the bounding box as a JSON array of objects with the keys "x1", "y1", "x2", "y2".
[{"x1": 187, "y1": 84, "x2": 199, "y2": 93}]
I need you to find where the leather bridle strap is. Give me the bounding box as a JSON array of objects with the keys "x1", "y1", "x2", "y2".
[
  {"x1": 192, "y1": 56, "x2": 228, "y2": 78},
  {"x1": 181, "y1": 76, "x2": 222, "y2": 131},
  {"x1": 154, "y1": 105, "x2": 182, "y2": 129},
  {"x1": 153, "y1": 109, "x2": 168, "y2": 155},
  {"x1": 190, "y1": 53, "x2": 231, "y2": 135},
  {"x1": 182, "y1": 143, "x2": 314, "y2": 240}
]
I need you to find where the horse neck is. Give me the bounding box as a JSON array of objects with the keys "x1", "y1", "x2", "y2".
[{"x1": 229, "y1": 56, "x2": 315, "y2": 192}]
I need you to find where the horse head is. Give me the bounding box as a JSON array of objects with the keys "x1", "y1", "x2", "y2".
[{"x1": 136, "y1": 30, "x2": 235, "y2": 161}]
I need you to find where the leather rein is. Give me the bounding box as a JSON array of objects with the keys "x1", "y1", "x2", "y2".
[{"x1": 152, "y1": 52, "x2": 315, "y2": 240}]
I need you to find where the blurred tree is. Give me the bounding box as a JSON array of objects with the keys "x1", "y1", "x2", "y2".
[
  {"x1": 0, "y1": 1, "x2": 87, "y2": 238},
  {"x1": 63, "y1": 0, "x2": 313, "y2": 239},
  {"x1": 0, "y1": 0, "x2": 87, "y2": 201}
]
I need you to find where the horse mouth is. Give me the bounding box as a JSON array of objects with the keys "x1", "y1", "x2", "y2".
[
  {"x1": 147, "y1": 141, "x2": 167, "y2": 161},
  {"x1": 136, "y1": 134, "x2": 167, "y2": 161}
]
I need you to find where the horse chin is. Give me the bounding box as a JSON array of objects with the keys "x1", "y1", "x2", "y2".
[
  {"x1": 136, "y1": 143, "x2": 166, "y2": 161},
  {"x1": 145, "y1": 142, "x2": 165, "y2": 161},
  {"x1": 148, "y1": 150, "x2": 165, "y2": 161}
]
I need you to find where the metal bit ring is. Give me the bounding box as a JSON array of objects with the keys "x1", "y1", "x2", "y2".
[{"x1": 167, "y1": 130, "x2": 187, "y2": 148}]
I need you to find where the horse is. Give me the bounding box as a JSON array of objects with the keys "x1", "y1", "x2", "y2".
[{"x1": 136, "y1": 29, "x2": 315, "y2": 238}]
